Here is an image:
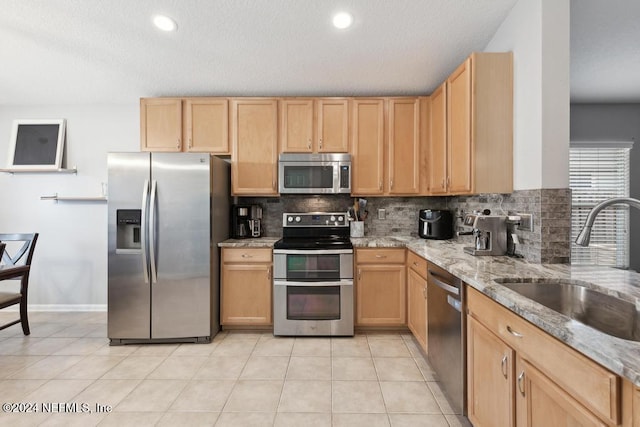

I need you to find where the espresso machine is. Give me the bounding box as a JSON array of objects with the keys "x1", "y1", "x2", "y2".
[
  {"x1": 231, "y1": 204, "x2": 262, "y2": 238},
  {"x1": 461, "y1": 213, "x2": 507, "y2": 256}
]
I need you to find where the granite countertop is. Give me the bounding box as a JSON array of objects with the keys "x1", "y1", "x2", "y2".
[
  {"x1": 366, "y1": 236, "x2": 640, "y2": 387},
  {"x1": 218, "y1": 237, "x2": 280, "y2": 248},
  {"x1": 219, "y1": 234, "x2": 640, "y2": 385}
]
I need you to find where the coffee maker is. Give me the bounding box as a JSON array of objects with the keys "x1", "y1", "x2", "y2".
[
  {"x1": 231, "y1": 205, "x2": 262, "y2": 239},
  {"x1": 462, "y1": 213, "x2": 507, "y2": 256}
]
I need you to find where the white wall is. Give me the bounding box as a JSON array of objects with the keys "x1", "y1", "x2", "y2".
[
  {"x1": 484, "y1": 0, "x2": 570, "y2": 190},
  {"x1": 0, "y1": 104, "x2": 138, "y2": 309}
]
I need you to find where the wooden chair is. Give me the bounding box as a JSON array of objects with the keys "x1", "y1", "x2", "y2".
[{"x1": 0, "y1": 233, "x2": 39, "y2": 335}]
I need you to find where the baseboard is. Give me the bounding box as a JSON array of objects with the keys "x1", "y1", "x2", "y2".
[{"x1": 2, "y1": 305, "x2": 107, "y2": 312}]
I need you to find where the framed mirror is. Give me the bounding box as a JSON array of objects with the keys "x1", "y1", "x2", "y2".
[{"x1": 7, "y1": 119, "x2": 66, "y2": 170}]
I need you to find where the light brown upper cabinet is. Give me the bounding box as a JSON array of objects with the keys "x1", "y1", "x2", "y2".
[
  {"x1": 428, "y1": 83, "x2": 449, "y2": 195},
  {"x1": 351, "y1": 97, "x2": 427, "y2": 196},
  {"x1": 140, "y1": 97, "x2": 230, "y2": 154},
  {"x1": 231, "y1": 98, "x2": 279, "y2": 196},
  {"x1": 140, "y1": 98, "x2": 183, "y2": 152},
  {"x1": 388, "y1": 98, "x2": 421, "y2": 195},
  {"x1": 428, "y1": 52, "x2": 513, "y2": 195},
  {"x1": 351, "y1": 99, "x2": 385, "y2": 195},
  {"x1": 279, "y1": 98, "x2": 349, "y2": 153},
  {"x1": 184, "y1": 98, "x2": 229, "y2": 153}
]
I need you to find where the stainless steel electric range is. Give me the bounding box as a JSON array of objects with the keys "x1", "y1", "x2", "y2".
[{"x1": 273, "y1": 212, "x2": 354, "y2": 336}]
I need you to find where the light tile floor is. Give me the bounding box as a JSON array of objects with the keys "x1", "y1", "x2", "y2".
[{"x1": 0, "y1": 312, "x2": 472, "y2": 427}]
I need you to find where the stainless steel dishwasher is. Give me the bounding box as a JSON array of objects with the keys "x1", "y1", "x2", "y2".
[{"x1": 427, "y1": 263, "x2": 466, "y2": 415}]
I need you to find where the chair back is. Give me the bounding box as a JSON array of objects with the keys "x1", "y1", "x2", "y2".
[{"x1": 0, "y1": 233, "x2": 39, "y2": 267}]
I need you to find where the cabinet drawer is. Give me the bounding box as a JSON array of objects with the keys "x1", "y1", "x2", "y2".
[
  {"x1": 467, "y1": 286, "x2": 620, "y2": 425},
  {"x1": 407, "y1": 250, "x2": 427, "y2": 279},
  {"x1": 356, "y1": 248, "x2": 405, "y2": 264},
  {"x1": 222, "y1": 248, "x2": 272, "y2": 263}
]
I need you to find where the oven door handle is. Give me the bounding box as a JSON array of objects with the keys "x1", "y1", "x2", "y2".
[
  {"x1": 274, "y1": 280, "x2": 353, "y2": 287},
  {"x1": 273, "y1": 249, "x2": 354, "y2": 255}
]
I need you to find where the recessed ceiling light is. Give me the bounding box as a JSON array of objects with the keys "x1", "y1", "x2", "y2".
[
  {"x1": 332, "y1": 12, "x2": 353, "y2": 29},
  {"x1": 153, "y1": 14, "x2": 178, "y2": 32}
]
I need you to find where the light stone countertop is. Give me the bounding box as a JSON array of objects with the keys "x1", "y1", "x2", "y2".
[
  {"x1": 219, "y1": 235, "x2": 640, "y2": 385},
  {"x1": 218, "y1": 237, "x2": 280, "y2": 248},
  {"x1": 362, "y1": 236, "x2": 640, "y2": 386}
]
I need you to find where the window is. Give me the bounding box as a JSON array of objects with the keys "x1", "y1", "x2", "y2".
[{"x1": 570, "y1": 142, "x2": 632, "y2": 267}]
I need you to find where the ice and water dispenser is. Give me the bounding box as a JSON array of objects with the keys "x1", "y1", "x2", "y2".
[{"x1": 116, "y1": 209, "x2": 141, "y2": 252}]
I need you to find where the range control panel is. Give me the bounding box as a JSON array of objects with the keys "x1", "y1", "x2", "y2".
[{"x1": 282, "y1": 212, "x2": 348, "y2": 228}]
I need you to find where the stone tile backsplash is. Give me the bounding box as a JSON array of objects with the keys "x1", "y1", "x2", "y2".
[{"x1": 237, "y1": 188, "x2": 571, "y2": 264}]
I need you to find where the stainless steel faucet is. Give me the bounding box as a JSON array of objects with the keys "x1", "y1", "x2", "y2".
[{"x1": 575, "y1": 197, "x2": 640, "y2": 246}]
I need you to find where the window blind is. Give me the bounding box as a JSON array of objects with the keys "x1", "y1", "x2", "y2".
[{"x1": 570, "y1": 143, "x2": 632, "y2": 267}]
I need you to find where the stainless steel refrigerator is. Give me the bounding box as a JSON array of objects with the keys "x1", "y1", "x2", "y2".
[{"x1": 107, "y1": 152, "x2": 229, "y2": 345}]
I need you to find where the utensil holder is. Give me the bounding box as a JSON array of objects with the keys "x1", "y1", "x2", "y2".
[{"x1": 350, "y1": 221, "x2": 364, "y2": 238}]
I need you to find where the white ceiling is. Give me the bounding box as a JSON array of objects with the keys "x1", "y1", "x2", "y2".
[
  {"x1": 571, "y1": 0, "x2": 640, "y2": 103},
  {"x1": 1, "y1": 0, "x2": 637, "y2": 106}
]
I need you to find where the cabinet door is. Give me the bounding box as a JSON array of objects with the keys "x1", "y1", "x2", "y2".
[
  {"x1": 221, "y1": 263, "x2": 272, "y2": 325},
  {"x1": 231, "y1": 99, "x2": 279, "y2": 195},
  {"x1": 140, "y1": 98, "x2": 182, "y2": 152},
  {"x1": 428, "y1": 84, "x2": 448, "y2": 194},
  {"x1": 317, "y1": 99, "x2": 349, "y2": 152},
  {"x1": 356, "y1": 264, "x2": 406, "y2": 326},
  {"x1": 447, "y1": 58, "x2": 473, "y2": 194},
  {"x1": 351, "y1": 99, "x2": 384, "y2": 195},
  {"x1": 407, "y1": 268, "x2": 427, "y2": 352},
  {"x1": 388, "y1": 98, "x2": 420, "y2": 194},
  {"x1": 467, "y1": 316, "x2": 515, "y2": 427},
  {"x1": 184, "y1": 98, "x2": 229, "y2": 153},
  {"x1": 280, "y1": 99, "x2": 314, "y2": 152},
  {"x1": 515, "y1": 357, "x2": 607, "y2": 427}
]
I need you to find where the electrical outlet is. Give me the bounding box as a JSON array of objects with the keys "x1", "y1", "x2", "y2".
[
  {"x1": 378, "y1": 208, "x2": 386, "y2": 220},
  {"x1": 517, "y1": 213, "x2": 534, "y2": 231}
]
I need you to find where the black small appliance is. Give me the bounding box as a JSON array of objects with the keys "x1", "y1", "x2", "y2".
[
  {"x1": 231, "y1": 205, "x2": 250, "y2": 239},
  {"x1": 419, "y1": 209, "x2": 453, "y2": 240}
]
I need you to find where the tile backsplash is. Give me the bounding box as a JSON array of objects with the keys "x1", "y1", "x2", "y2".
[{"x1": 238, "y1": 188, "x2": 571, "y2": 264}]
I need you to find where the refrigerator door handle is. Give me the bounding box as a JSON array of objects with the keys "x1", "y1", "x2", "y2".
[
  {"x1": 141, "y1": 179, "x2": 150, "y2": 284},
  {"x1": 149, "y1": 179, "x2": 158, "y2": 284}
]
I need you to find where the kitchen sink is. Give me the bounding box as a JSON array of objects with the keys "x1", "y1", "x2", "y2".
[{"x1": 496, "y1": 279, "x2": 640, "y2": 342}]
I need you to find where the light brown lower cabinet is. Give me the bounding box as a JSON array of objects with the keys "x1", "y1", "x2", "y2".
[
  {"x1": 407, "y1": 251, "x2": 428, "y2": 352},
  {"x1": 355, "y1": 248, "x2": 406, "y2": 326},
  {"x1": 467, "y1": 286, "x2": 623, "y2": 427},
  {"x1": 220, "y1": 248, "x2": 272, "y2": 326},
  {"x1": 515, "y1": 357, "x2": 607, "y2": 427}
]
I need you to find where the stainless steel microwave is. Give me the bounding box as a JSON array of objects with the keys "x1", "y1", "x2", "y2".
[{"x1": 278, "y1": 153, "x2": 351, "y2": 194}]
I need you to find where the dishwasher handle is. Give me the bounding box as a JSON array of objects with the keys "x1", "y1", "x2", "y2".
[
  {"x1": 447, "y1": 295, "x2": 462, "y2": 312},
  {"x1": 428, "y1": 269, "x2": 460, "y2": 295}
]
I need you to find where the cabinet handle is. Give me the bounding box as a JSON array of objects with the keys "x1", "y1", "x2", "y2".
[
  {"x1": 441, "y1": 178, "x2": 445, "y2": 189},
  {"x1": 188, "y1": 138, "x2": 192, "y2": 149},
  {"x1": 517, "y1": 371, "x2": 525, "y2": 396},
  {"x1": 507, "y1": 325, "x2": 523, "y2": 338},
  {"x1": 390, "y1": 179, "x2": 394, "y2": 189},
  {"x1": 446, "y1": 176, "x2": 450, "y2": 187},
  {"x1": 423, "y1": 286, "x2": 427, "y2": 299},
  {"x1": 241, "y1": 253, "x2": 253, "y2": 258},
  {"x1": 267, "y1": 267, "x2": 271, "y2": 281},
  {"x1": 501, "y1": 355, "x2": 508, "y2": 379},
  {"x1": 379, "y1": 181, "x2": 383, "y2": 190},
  {"x1": 413, "y1": 261, "x2": 419, "y2": 266},
  {"x1": 375, "y1": 254, "x2": 387, "y2": 258},
  {"x1": 319, "y1": 139, "x2": 323, "y2": 149},
  {"x1": 176, "y1": 138, "x2": 181, "y2": 149},
  {"x1": 272, "y1": 178, "x2": 276, "y2": 190},
  {"x1": 308, "y1": 139, "x2": 312, "y2": 150},
  {"x1": 358, "y1": 269, "x2": 361, "y2": 281}
]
